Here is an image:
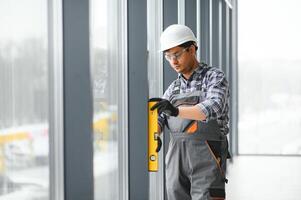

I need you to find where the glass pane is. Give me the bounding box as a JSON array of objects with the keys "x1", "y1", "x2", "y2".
[
  {"x1": 90, "y1": 0, "x2": 119, "y2": 199},
  {"x1": 238, "y1": 0, "x2": 301, "y2": 154},
  {"x1": 0, "y1": 0, "x2": 49, "y2": 199}
]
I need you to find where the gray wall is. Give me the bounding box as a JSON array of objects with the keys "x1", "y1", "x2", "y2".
[
  {"x1": 128, "y1": 0, "x2": 149, "y2": 199},
  {"x1": 63, "y1": 0, "x2": 94, "y2": 199}
]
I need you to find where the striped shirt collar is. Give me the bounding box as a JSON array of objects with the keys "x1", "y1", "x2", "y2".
[{"x1": 177, "y1": 63, "x2": 205, "y2": 81}]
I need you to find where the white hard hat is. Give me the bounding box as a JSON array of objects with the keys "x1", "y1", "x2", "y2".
[{"x1": 160, "y1": 24, "x2": 197, "y2": 52}]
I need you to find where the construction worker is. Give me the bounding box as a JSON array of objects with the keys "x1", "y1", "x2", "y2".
[{"x1": 151, "y1": 24, "x2": 230, "y2": 200}]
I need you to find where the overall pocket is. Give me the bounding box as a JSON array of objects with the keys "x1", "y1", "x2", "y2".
[{"x1": 205, "y1": 140, "x2": 226, "y2": 180}]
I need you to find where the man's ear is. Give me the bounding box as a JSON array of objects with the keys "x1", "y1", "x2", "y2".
[{"x1": 189, "y1": 45, "x2": 196, "y2": 55}]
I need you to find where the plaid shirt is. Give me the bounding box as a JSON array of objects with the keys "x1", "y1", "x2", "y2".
[{"x1": 159, "y1": 65, "x2": 230, "y2": 135}]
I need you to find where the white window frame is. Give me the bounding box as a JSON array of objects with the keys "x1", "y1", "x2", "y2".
[{"x1": 48, "y1": 0, "x2": 64, "y2": 199}]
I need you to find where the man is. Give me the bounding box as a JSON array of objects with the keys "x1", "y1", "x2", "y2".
[{"x1": 151, "y1": 24, "x2": 230, "y2": 200}]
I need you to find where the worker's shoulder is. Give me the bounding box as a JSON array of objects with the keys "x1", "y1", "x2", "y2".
[
  {"x1": 202, "y1": 66, "x2": 226, "y2": 78},
  {"x1": 168, "y1": 77, "x2": 181, "y2": 86},
  {"x1": 164, "y1": 78, "x2": 179, "y2": 91},
  {"x1": 205, "y1": 66, "x2": 225, "y2": 74}
]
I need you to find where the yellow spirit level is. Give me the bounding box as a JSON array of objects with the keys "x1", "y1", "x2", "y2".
[{"x1": 148, "y1": 99, "x2": 160, "y2": 172}]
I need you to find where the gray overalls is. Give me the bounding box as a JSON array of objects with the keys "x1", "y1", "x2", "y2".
[{"x1": 165, "y1": 68, "x2": 229, "y2": 200}]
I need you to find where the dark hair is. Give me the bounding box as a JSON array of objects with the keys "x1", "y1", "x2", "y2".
[{"x1": 179, "y1": 41, "x2": 198, "y2": 51}]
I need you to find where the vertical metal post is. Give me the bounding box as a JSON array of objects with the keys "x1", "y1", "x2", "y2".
[
  {"x1": 48, "y1": 0, "x2": 64, "y2": 199},
  {"x1": 219, "y1": 0, "x2": 223, "y2": 68},
  {"x1": 147, "y1": 0, "x2": 164, "y2": 199},
  {"x1": 185, "y1": 0, "x2": 196, "y2": 34},
  {"x1": 63, "y1": 0, "x2": 94, "y2": 199},
  {"x1": 119, "y1": 1, "x2": 129, "y2": 199},
  {"x1": 230, "y1": 0, "x2": 238, "y2": 156},
  {"x1": 197, "y1": 0, "x2": 201, "y2": 60},
  {"x1": 209, "y1": 0, "x2": 213, "y2": 65},
  {"x1": 128, "y1": 0, "x2": 149, "y2": 199},
  {"x1": 178, "y1": 0, "x2": 185, "y2": 24}
]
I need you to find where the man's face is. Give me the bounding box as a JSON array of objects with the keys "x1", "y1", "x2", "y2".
[{"x1": 164, "y1": 46, "x2": 195, "y2": 75}]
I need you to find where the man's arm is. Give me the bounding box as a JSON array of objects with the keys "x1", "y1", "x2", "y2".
[
  {"x1": 176, "y1": 69, "x2": 229, "y2": 122},
  {"x1": 178, "y1": 105, "x2": 207, "y2": 121},
  {"x1": 197, "y1": 70, "x2": 229, "y2": 121},
  {"x1": 153, "y1": 69, "x2": 229, "y2": 124}
]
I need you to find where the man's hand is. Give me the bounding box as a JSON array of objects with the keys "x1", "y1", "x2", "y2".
[{"x1": 150, "y1": 98, "x2": 179, "y2": 117}]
